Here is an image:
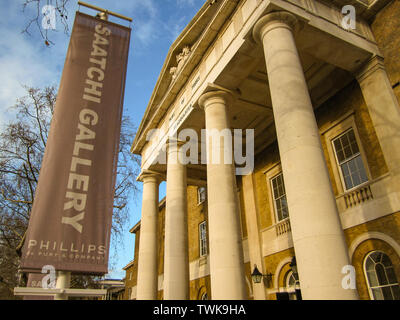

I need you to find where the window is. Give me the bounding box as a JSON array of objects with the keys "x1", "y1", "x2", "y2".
[
  {"x1": 285, "y1": 270, "x2": 302, "y2": 300},
  {"x1": 364, "y1": 251, "x2": 400, "y2": 300},
  {"x1": 198, "y1": 187, "x2": 207, "y2": 204},
  {"x1": 332, "y1": 128, "x2": 368, "y2": 190},
  {"x1": 199, "y1": 221, "x2": 207, "y2": 257},
  {"x1": 286, "y1": 271, "x2": 296, "y2": 288},
  {"x1": 270, "y1": 173, "x2": 289, "y2": 222}
]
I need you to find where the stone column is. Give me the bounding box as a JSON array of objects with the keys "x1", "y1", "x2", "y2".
[
  {"x1": 163, "y1": 140, "x2": 189, "y2": 300},
  {"x1": 356, "y1": 56, "x2": 400, "y2": 179},
  {"x1": 136, "y1": 171, "x2": 161, "y2": 300},
  {"x1": 253, "y1": 12, "x2": 358, "y2": 300},
  {"x1": 199, "y1": 90, "x2": 247, "y2": 300},
  {"x1": 54, "y1": 271, "x2": 71, "y2": 300}
]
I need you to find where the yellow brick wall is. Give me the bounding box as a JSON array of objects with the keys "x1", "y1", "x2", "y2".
[
  {"x1": 263, "y1": 248, "x2": 296, "y2": 300},
  {"x1": 189, "y1": 275, "x2": 211, "y2": 300},
  {"x1": 252, "y1": 142, "x2": 280, "y2": 230},
  {"x1": 187, "y1": 186, "x2": 208, "y2": 262},
  {"x1": 344, "y1": 212, "x2": 400, "y2": 299},
  {"x1": 371, "y1": 0, "x2": 400, "y2": 102},
  {"x1": 316, "y1": 81, "x2": 388, "y2": 188},
  {"x1": 124, "y1": 228, "x2": 140, "y2": 300}
]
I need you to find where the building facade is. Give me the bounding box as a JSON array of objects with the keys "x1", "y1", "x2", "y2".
[{"x1": 126, "y1": 0, "x2": 400, "y2": 300}]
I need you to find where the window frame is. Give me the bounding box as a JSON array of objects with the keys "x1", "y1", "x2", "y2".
[
  {"x1": 363, "y1": 250, "x2": 400, "y2": 300},
  {"x1": 332, "y1": 128, "x2": 369, "y2": 191},
  {"x1": 199, "y1": 221, "x2": 208, "y2": 257},
  {"x1": 197, "y1": 186, "x2": 207, "y2": 205},
  {"x1": 201, "y1": 292, "x2": 208, "y2": 300},
  {"x1": 264, "y1": 163, "x2": 290, "y2": 225},
  {"x1": 322, "y1": 113, "x2": 371, "y2": 195},
  {"x1": 270, "y1": 172, "x2": 289, "y2": 223}
]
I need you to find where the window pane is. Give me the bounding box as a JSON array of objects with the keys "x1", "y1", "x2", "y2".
[
  {"x1": 344, "y1": 145, "x2": 353, "y2": 159},
  {"x1": 341, "y1": 156, "x2": 368, "y2": 190},
  {"x1": 372, "y1": 288, "x2": 384, "y2": 300},
  {"x1": 351, "y1": 170, "x2": 361, "y2": 187},
  {"x1": 348, "y1": 158, "x2": 357, "y2": 174},
  {"x1": 277, "y1": 207, "x2": 283, "y2": 221},
  {"x1": 356, "y1": 157, "x2": 368, "y2": 183},
  {"x1": 281, "y1": 196, "x2": 289, "y2": 219},
  {"x1": 382, "y1": 286, "x2": 393, "y2": 300},
  {"x1": 276, "y1": 199, "x2": 282, "y2": 211},
  {"x1": 288, "y1": 274, "x2": 295, "y2": 287},
  {"x1": 376, "y1": 264, "x2": 388, "y2": 285},
  {"x1": 367, "y1": 270, "x2": 379, "y2": 287},
  {"x1": 370, "y1": 252, "x2": 381, "y2": 263},
  {"x1": 366, "y1": 257, "x2": 375, "y2": 272},
  {"x1": 337, "y1": 150, "x2": 345, "y2": 163},
  {"x1": 386, "y1": 267, "x2": 398, "y2": 284},
  {"x1": 334, "y1": 139, "x2": 342, "y2": 154},
  {"x1": 273, "y1": 185, "x2": 279, "y2": 199},
  {"x1": 350, "y1": 142, "x2": 359, "y2": 155},
  {"x1": 272, "y1": 173, "x2": 289, "y2": 222},
  {"x1": 341, "y1": 163, "x2": 353, "y2": 189},
  {"x1": 199, "y1": 222, "x2": 207, "y2": 256},
  {"x1": 391, "y1": 285, "x2": 400, "y2": 300},
  {"x1": 348, "y1": 129, "x2": 357, "y2": 144},
  {"x1": 341, "y1": 134, "x2": 350, "y2": 148},
  {"x1": 341, "y1": 161, "x2": 349, "y2": 175},
  {"x1": 381, "y1": 253, "x2": 392, "y2": 266},
  {"x1": 334, "y1": 129, "x2": 369, "y2": 190}
]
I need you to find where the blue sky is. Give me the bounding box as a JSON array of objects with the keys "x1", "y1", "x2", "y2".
[{"x1": 0, "y1": 0, "x2": 205, "y2": 279}]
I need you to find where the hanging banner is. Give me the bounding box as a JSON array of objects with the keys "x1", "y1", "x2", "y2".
[{"x1": 20, "y1": 12, "x2": 131, "y2": 275}]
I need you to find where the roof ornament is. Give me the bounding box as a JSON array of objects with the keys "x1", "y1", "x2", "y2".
[{"x1": 170, "y1": 45, "x2": 192, "y2": 82}]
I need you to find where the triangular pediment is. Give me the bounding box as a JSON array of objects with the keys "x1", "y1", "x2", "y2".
[{"x1": 132, "y1": 0, "x2": 240, "y2": 154}]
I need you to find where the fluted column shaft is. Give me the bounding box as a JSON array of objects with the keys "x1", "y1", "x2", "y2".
[{"x1": 253, "y1": 12, "x2": 358, "y2": 300}]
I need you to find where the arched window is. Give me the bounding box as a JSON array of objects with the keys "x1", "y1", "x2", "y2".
[
  {"x1": 284, "y1": 270, "x2": 300, "y2": 300},
  {"x1": 286, "y1": 271, "x2": 296, "y2": 289},
  {"x1": 364, "y1": 251, "x2": 400, "y2": 300},
  {"x1": 201, "y1": 292, "x2": 208, "y2": 300}
]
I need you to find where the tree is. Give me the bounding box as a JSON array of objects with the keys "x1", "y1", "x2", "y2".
[
  {"x1": 0, "y1": 86, "x2": 140, "y2": 299},
  {"x1": 22, "y1": 0, "x2": 70, "y2": 46}
]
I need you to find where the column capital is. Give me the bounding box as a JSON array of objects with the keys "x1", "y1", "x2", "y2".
[
  {"x1": 165, "y1": 137, "x2": 186, "y2": 153},
  {"x1": 252, "y1": 11, "x2": 298, "y2": 44},
  {"x1": 137, "y1": 170, "x2": 163, "y2": 183},
  {"x1": 354, "y1": 55, "x2": 386, "y2": 83},
  {"x1": 198, "y1": 90, "x2": 235, "y2": 110}
]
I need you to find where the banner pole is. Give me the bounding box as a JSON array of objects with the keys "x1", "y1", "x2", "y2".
[
  {"x1": 77, "y1": 1, "x2": 132, "y2": 22},
  {"x1": 54, "y1": 271, "x2": 71, "y2": 300}
]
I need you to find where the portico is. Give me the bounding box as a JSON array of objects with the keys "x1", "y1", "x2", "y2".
[{"x1": 131, "y1": 0, "x2": 400, "y2": 300}]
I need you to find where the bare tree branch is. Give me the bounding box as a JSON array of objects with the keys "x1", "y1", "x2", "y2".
[
  {"x1": 0, "y1": 85, "x2": 140, "y2": 298},
  {"x1": 21, "y1": 0, "x2": 71, "y2": 46}
]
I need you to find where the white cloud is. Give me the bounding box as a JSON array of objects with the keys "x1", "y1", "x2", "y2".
[{"x1": 0, "y1": 1, "x2": 72, "y2": 127}]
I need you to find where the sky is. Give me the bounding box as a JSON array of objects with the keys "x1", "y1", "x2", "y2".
[{"x1": 0, "y1": 0, "x2": 206, "y2": 280}]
